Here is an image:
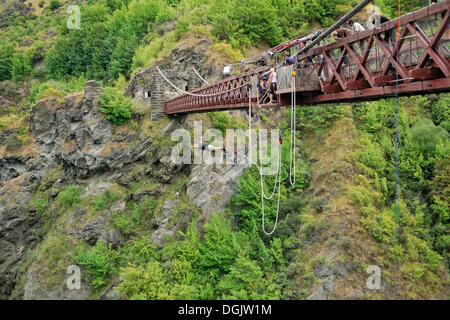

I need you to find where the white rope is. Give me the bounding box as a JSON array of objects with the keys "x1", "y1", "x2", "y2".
[
  {"x1": 289, "y1": 74, "x2": 296, "y2": 185},
  {"x1": 234, "y1": 142, "x2": 282, "y2": 236},
  {"x1": 246, "y1": 87, "x2": 282, "y2": 235},
  {"x1": 156, "y1": 66, "x2": 249, "y2": 97},
  {"x1": 192, "y1": 66, "x2": 209, "y2": 85},
  {"x1": 259, "y1": 107, "x2": 283, "y2": 235},
  {"x1": 260, "y1": 141, "x2": 282, "y2": 236},
  {"x1": 258, "y1": 120, "x2": 282, "y2": 200}
]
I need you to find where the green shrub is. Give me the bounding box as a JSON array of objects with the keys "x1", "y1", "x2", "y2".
[
  {"x1": 72, "y1": 241, "x2": 119, "y2": 289},
  {"x1": 34, "y1": 197, "x2": 48, "y2": 215},
  {"x1": 56, "y1": 185, "x2": 84, "y2": 209},
  {"x1": 99, "y1": 87, "x2": 133, "y2": 125},
  {"x1": 0, "y1": 43, "x2": 13, "y2": 81},
  {"x1": 209, "y1": 111, "x2": 231, "y2": 135},
  {"x1": 49, "y1": 0, "x2": 62, "y2": 11},
  {"x1": 88, "y1": 190, "x2": 122, "y2": 213},
  {"x1": 117, "y1": 261, "x2": 169, "y2": 299}
]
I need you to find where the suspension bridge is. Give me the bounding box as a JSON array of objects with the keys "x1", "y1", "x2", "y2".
[{"x1": 163, "y1": 0, "x2": 450, "y2": 115}]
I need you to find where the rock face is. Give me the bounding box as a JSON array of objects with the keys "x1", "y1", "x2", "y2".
[
  {"x1": 23, "y1": 260, "x2": 93, "y2": 300},
  {"x1": 27, "y1": 82, "x2": 152, "y2": 180},
  {"x1": 187, "y1": 163, "x2": 244, "y2": 217},
  {"x1": 0, "y1": 81, "x2": 30, "y2": 115},
  {"x1": 1, "y1": 40, "x2": 244, "y2": 299},
  {"x1": 0, "y1": 80, "x2": 156, "y2": 299}
]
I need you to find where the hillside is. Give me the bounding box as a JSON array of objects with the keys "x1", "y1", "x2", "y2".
[{"x1": 0, "y1": 0, "x2": 448, "y2": 300}]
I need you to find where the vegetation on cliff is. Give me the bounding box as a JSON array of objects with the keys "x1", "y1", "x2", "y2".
[{"x1": 0, "y1": 0, "x2": 448, "y2": 300}]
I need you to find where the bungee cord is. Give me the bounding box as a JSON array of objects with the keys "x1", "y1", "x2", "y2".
[{"x1": 289, "y1": 75, "x2": 297, "y2": 186}]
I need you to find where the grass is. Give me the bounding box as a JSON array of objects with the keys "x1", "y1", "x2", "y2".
[{"x1": 30, "y1": 233, "x2": 81, "y2": 289}]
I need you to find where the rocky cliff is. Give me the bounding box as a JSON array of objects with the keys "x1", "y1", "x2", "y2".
[{"x1": 0, "y1": 40, "x2": 245, "y2": 299}]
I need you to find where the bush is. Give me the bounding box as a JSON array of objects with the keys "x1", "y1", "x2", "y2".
[
  {"x1": 72, "y1": 241, "x2": 119, "y2": 289},
  {"x1": 49, "y1": 0, "x2": 62, "y2": 11},
  {"x1": 99, "y1": 87, "x2": 133, "y2": 125},
  {"x1": 0, "y1": 44, "x2": 13, "y2": 81},
  {"x1": 56, "y1": 185, "x2": 84, "y2": 209},
  {"x1": 209, "y1": 111, "x2": 231, "y2": 135}
]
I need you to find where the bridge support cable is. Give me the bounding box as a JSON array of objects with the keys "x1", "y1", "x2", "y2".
[
  {"x1": 192, "y1": 67, "x2": 209, "y2": 85},
  {"x1": 156, "y1": 66, "x2": 250, "y2": 97}
]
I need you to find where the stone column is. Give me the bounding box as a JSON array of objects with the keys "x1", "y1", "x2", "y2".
[
  {"x1": 83, "y1": 80, "x2": 102, "y2": 108},
  {"x1": 150, "y1": 66, "x2": 166, "y2": 121}
]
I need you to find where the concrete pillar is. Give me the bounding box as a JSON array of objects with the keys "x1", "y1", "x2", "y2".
[{"x1": 83, "y1": 80, "x2": 102, "y2": 107}]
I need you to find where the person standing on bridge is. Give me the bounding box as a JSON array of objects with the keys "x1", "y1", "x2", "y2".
[
  {"x1": 370, "y1": 14, "x2": 393, "y2": 44},
  {"x1": 268, "y1": 68, "x2": 277, "y2": 104},
  {"x1": 347, "y1": 19, "x2": 366, "y2": 51}
]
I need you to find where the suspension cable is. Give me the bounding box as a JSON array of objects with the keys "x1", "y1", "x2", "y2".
[
  {"x1": 192, "y1": 66, "x2": 209, "y2": 85},
  {"x1": 156, "y1": 66, "x2": 250, "y2": 97}
]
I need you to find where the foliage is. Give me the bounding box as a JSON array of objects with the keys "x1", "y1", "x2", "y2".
[
  {"x1": 209, "y1": 111, "x2": 231, "y2": 135},
  {"x1": 0, "y1": 43, "x2": 13, "y2": 81},
  {"x1": 49, "y1": 0, "x2": 62, "y2": 11},
  {"x1": 56, "y1": 185, "x2": 84, "y2": 209},
  {"x1": 99, "y1": 87, "x2": 133, "y2": 125},
  {"x1": 72, "y1": 241, "x2": 120, "y2": 289}
]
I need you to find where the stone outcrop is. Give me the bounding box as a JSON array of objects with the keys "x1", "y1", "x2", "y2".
[
  {"x1": 187, "y1": 163, "x2": 244, "y2": 217},
  {"x1": 1, "y1": 39, "x2": 245, "y2": 299},
  {"x1": 126, "y1": 39, "x2": 221, "y2": 120},
  {"x1": 0, "y1": 80, "x2": 156, "y2": 299}
]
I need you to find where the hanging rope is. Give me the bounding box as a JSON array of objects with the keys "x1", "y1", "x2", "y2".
[
  {"x1": 260, "y1": 107, "x2": 283, "y2": 236},
  {"x1": 258, "y1": 124, "x2": 282, "y2": 200},
  {"x1": 248, "y1": 86, "x2": 253, "y2": 167},
  {"x1": 393, "y1": 0, "x2": 401, "y2": 301},
  {"x1": 289, "y1": 73, "x2": 297, "y2": 186},
  {"x1": 246, "y1": 87, "x2": 283, "y2": 235},
  {"x1": 192, "y1": 66, "x2": 209, "y2": 85},
  {"x1": 156, "y1": 66, "x2": 250, "y2": 97}
]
